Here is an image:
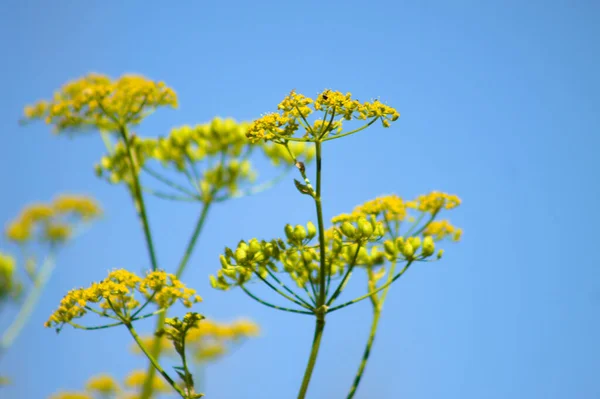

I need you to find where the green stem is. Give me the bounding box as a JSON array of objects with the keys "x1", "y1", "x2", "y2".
[
  {"x1": 346, "y1": 309, "x2": 381, "y2": 399},
  {"x1": 327, "y1": 260, "x2": 413, "y2": 313},
  {"x1": 326, "y1": 243, "x2": 362, "y2": 306},
  {"x1": 126, "y1": 321, "x2": 187, "y2": 398},
  {"x1": 0, "y1": 253, "x2": 55, "y2": 353},
  {"x1": 240, "y1": 284, "x2": 313, "y2": 315},
  {"x1": 119, "y1": 125, "x2": 159, "y2": 272},
  {"x1": 314, "y1": 141, "x2": 326, "y2": 305},
  {"x1": 139, "y1": 202, "x2": 212, "y2": 399},
  {"x1": 322, "y1": 117, "x2": 379, "y2": 142},
  {"x1": 296, "y1": 139, "x2": 327, "y2": 399},
  {"x1": 296, "y1": 316, "x2": 326, "y2": 399},
  {"x1": 142, "y1": 165, "x2": 199, "y2": 198}
]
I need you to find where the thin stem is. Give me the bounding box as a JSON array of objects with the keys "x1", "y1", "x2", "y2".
[
  {"x1": 142, "y1": 187, "x2": 199, "y2": 202},
  {"x1": 255, "y1": 272, "x2": 313, "y2": 310},
  {"x1": 214, "y1": 166, "x2": 292, "y2": 202},
  {"x1": 314, "y1": 141, "x2": 326, "y2": 305},
  {"x1": 0, "y1": 253, "x2": 56, "y2": 352},
  {"x1": 139, "y1": 202, "x2": 212, "y2": 399},
  {"x1": 119, "y1": 125, "x2": 159, "y2": 272},
  {"x1": 295, "y1": 105, "x2": 314, "y2": 136},
  {"x1": 296, "y1": 317, "x2": 326, "y2": 399},
  {"x1": 240, "y1": 285, "x2": 313, "y2": 315},
  {"x1": 142, "y1": 165, "x2": 199, "y2": 198},
  {"x1": 346, "y1": 309, "x2": 381, "y2": 399},
  {"x1": 295, "y1": 139, "x2": 327, "y2": 399},
  {"x1": 326, "y1": 243, "x2": 362, "y2": 306},
  {"x1": 327, "y1": 260, "x2": 413, "y2": 313},
  {"x1": 347, "y1": 258, "x2": 398, "y2": 397},
  {"x1": 266, "y1": 268, "x2": 314, "y2": 309},
  {"x1": 322, "y1": 117, "x2": 379, "y2": 142},
  {"x1": 175, "y1": 202, "x2": 212, "y2": 278},
  {"x1": 125, "y1": 321, "x2": 187, "y2": 398}
]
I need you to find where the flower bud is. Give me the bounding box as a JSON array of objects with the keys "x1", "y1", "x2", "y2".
[
  {"x1": 395, "y1": 237, "x2": 405, "y2": 251},
  {"x1": 235, "y1": 248, "x2": 247, "y2": 263},
  {"x1": 383, "y1": 240, "x2": 397, "y2": 256},
  {"x1": 437, "y1": 249, "x2": 444, "y2": 259},
  {"x1": 302, "y1": 250, "x2": 313, "y2": 263},
  {"x1": 358, "y1": 218, "x2": 374, "y2": 237},
  {"x1": 402, "y1": 242, "x2": 414, "y2": 258},
  {"x1": 306, "y1": 221, "x2": 317, "y2": 239},
  {"x1": 341, "y1": 222, "x2": 357, "y2": 239},
  {"x1": 284, "y1": 224, "x2": 294, "y2": 240},
  {"x1": 219, "y1": 255, "x2": 229, "y2": 269},
  {"x1": 293, "y1": 225, "x2": 307, "y2": 241},
  {"x1": 249, "y1": 240, "x2": 261, "y2": 254},
  {"x1": 422, "y1": 236, "x2": 435, "y2": 257},
  {"x1": 409, "y1": 237, "x2": 421, "y2": 249}
]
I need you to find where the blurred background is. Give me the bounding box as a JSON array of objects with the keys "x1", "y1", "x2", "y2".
[{"x1": 1, "y1": 0, "x2": 599, "y2": 398}]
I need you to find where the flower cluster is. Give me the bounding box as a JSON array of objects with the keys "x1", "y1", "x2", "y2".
[
  {"x1": 124, "y1": 369, "x2": 172, "y2": 394},
  {"x1": 5, "y1": 195, "x2": 102, "y2": 244},
  {"x1": 95, "y1": 117, "x2": 314, "y2": 202},
  {"x1": 423, "y1": 220, "x2": 462, "y2": 241},
  {"x1": 44, "y1": 269, "x2": 201, "y2": 329},
  {"x1": 85, "y1": 374, "x2": 120, "y2": 395},
  {"x1": 0, "y1": 251, "x2": 21, "y2": 303},
  {"x1": 23, "y1": 73, "x2": 177, "y2": 133},
  {"x1": 210, "y1": 216, "x2": 386, "y2": 292},
  {"x1": 211, "y1": 192, "x2": 461, "y2": 312},
  {"x1": 407, "y1": 191, "x2": 461, "y2": 213},
  {"x1": 246, "y1": 89, "x2": 400, "y2": 143}
]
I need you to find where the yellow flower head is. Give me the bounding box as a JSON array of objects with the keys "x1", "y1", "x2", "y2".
[
  {"x1": 246, "y1": 89, "x2": 399, "y2": 143},
  {"x1": 44, "y1": 269, "x2": 201, "y2": 329},
  {"x1": 124, "y1": 369, "x2": 171, "y2": 393},
  {"x1": 407, "y1": 191, "x2": 461, "y2": 214},
  {"x1": 5, "y1": 195, "x2": 101, "y2": 244},
  {"x1": 23, "y1": 73, "x2": 177, "y2": 134},
  {"x1": 52, "y1": 195, "x2": 102, "y2": 220},
  {"x1": 423, "y1": 220, "x2": 463, "y2": 241},
  {"x1": 48, "y1": 393, "x2": 93, "y2": 399},
  {"x1": 85, "y1": 373, "x2": 120, "y2": 394},
  {"x1": 0, "y1": 251, "x2": 20, "y2": 302}
]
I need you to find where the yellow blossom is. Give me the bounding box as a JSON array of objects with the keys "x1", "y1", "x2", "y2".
[
  {"x1": 44, "y1": 269, "x2": 201, "y2": 328},
  {"x1": 85, "y1": 373, "x2": 120, "y2": 394},
  {"x1": 5, "y1": 195, "x2": 101, "y2": 244},
  {"x1": 407, "y1": 191, "x2": 461, "y2": 213},
  {"x1": 246, "y1": 89, "x2": 399, "y2": 143},
  {"x1": 23, "y1": 73, "x2": 177, "y2": 134},
  {"x1": 124, "y1": 369, "x2": 171, "y2": 393},
  {"x1": 48, "y1": 393, "x2": 93, "y2": 399},
  {"x1": 423, "y1": 220, "x2": 462, "y2": 241},
  {"x1": 0, "y1": 251, "x2": 20, "y2": 302}
]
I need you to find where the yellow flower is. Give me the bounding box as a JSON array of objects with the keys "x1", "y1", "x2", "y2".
[
  {"x1": 48, "y1": 392, "x2": 93, "y2": 399},
  {"x1": 45, "y1": 269, "x2": 201, "y2": 328},
  {"x1": 85, "y1": 373, "x2": 120, "y2": 394},
  {"x1": 247, "y1": 89, "x2": 399, "y2": 143},
  {"x1": 0, "y1": 251, "x2": 20, "y2": 302},
  {"x1": 423, "y1": 220, "x2": 462, "y2": 241},
  {"x1": 44, "y1": 223, "x2": 72, "y2": 243},
  {"x1": 407, "y1": 191, "x2": 461, "y2": 213},
  {"x1": 23, "y1": 73, "x2": 177, "y2": 134},
  {"x1": 53, "y1": 195, "x2": 102, "y2": 220},
  {"x1": 124, "y1": 369, "x2": 171, "y2": 393},
  {"x1": 5, "y1": 195, "x2": 101, "y2": 244}
]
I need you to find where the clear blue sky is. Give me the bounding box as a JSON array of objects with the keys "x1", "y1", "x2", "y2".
[{"x1": 1, "y1": 1, "x2": 599, "y2": 398}]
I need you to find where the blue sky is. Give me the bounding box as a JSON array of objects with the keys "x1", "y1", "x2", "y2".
[{"x1": 1, "y1": 1, "x2": 599, "y2": 398}]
